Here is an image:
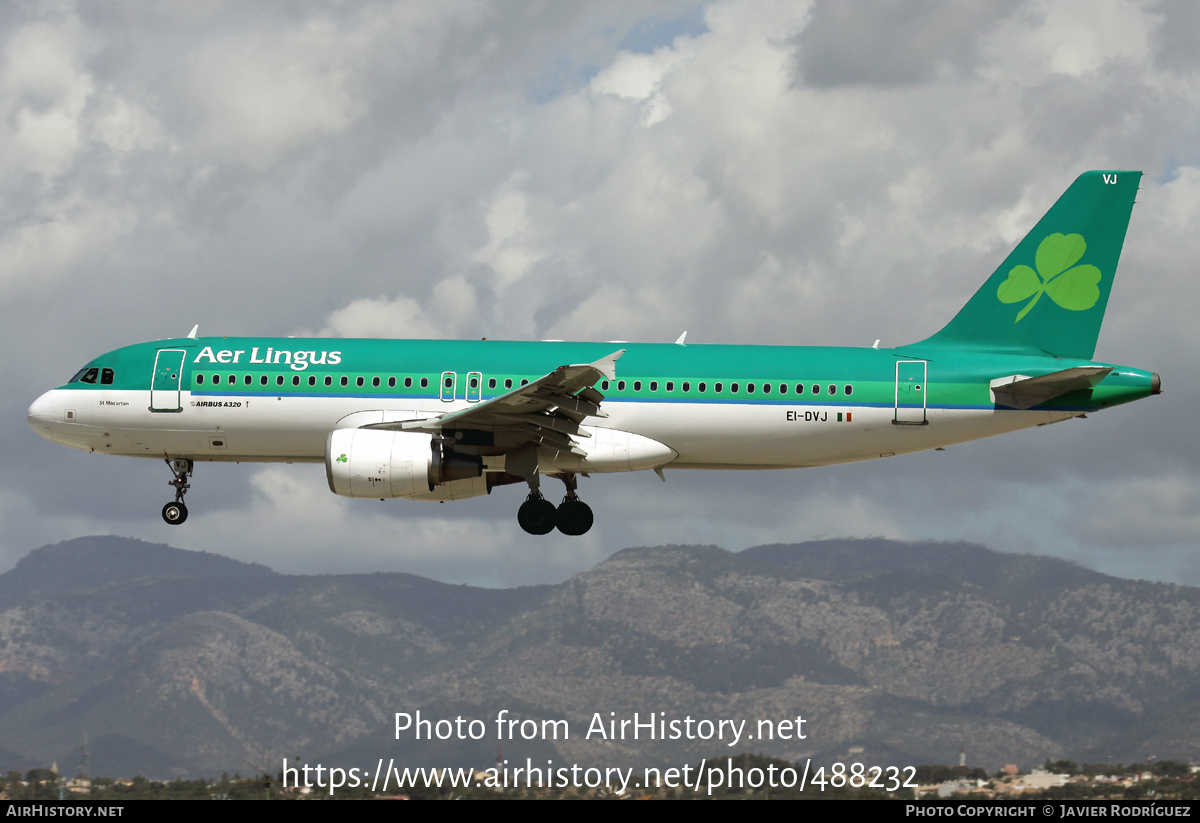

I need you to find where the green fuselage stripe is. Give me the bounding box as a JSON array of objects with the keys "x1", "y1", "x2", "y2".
[{"x1": 57, "y1": 337, "x2": 1157, "y2": 414}]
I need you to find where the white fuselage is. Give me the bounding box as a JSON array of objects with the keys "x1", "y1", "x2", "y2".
[{"x1": 27, "y1": 386, "x2": 1068, "y2": 472}]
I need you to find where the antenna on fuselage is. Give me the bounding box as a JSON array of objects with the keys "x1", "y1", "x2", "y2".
[
  {"x1": 675, "y1": 331, "x2": 688, "y2": 345},
  {"x1": 187, "y1": 324, "x2": 199, "y2": 339}
]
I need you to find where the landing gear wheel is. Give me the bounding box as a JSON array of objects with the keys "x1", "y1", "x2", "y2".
[
  {"x1": 518, "y1": 496, "x2": 558, "y2": 535},
  {"x1": 162, "y1": 501, "x2": 189, "y2": 525},
  {"x1": 556, "y1": 499, "x2": 593, "y2": 536},
  {"x1": 162, "y1": 458, "x2": 193, "y2": 525}
]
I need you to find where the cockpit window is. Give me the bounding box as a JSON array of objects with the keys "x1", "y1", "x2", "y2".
[
  {"x1": 73, "y1": 368, "x2": 99, "y2": 384},
  {"x1": 101, "y1": 368, "x2": 115, "y2": 385}
]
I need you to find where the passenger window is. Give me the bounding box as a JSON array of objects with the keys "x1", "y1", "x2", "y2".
[
  {"x1": 196, "y1": 375, "x2": 205, "y2": 385},
  {"x1": 682, "y1": 381, "x2": 690, "y2": 392},
  {"x1": 277, "y1": 375, "x2": 285, "y2": 386},
  {"x1": 488, "y1": 378, "x2": 496, "y2": 389},
  {"x1": 601, "y1": 380, "x2": 609, "y2": 390},
  {"x1": 226, "y1": 374, "x2": 234, "y2": 385},
  {"x1": 341, "y1": 376, "x2": 349, "y2": 387},
  {"x1": 618, "y1": 381, "x2": 626, "y2": 391},
  {"x1": 388, "y1": 377, "x2": 396, "y2": 388},
  {"x1": 101, "y1": 368, "x2": 115, "y2": 385},
  {"x1": 520, "y1": 379, "x2": 528, "y2": 386},
  {"x1": 261, "y1": 375, "x2": 269, "y2": 386},
  {"x1": 420, "y1": 377, "x2": 428, "y2": 388},
  {"x1": 308, "y1": 376, "x2": 316, "y2": 386},
  {"x1": 325, "y1": 376, "x2": 332, "y2": 387},
  {"x1": 698, "y1": 382, "x2": 706, "y2": 392},
  {"x1": 469, "y1": 376, "x2": 478, "y2": 389},
  {"x1": 762, "y1": 383, "x2": 770, "y2": 394},
  {"x1": 372, "y1": 377, "x2": 380, "y2": 388},
  {"x1": 730, "y1": 383, "x2": 739, "y2": 393},
  {"x1": 828, "y1": 384, "x2": 836, "y2": 395},
  {"x1": 795, "y1": 384, "x2": 804, "y2": 394},
  {"x1": 404, "y1": 377, "x2": 412, "y2": 388},
  {"x1": 747, "y1": 383, "x2": 755, "y2": 393},
  {"x1": 845, "y1": 385, "x2": 853, "y2": 396},
  {"x1": 779, "y1": 383, "x2": 787, "y2": 394},
  {"x1": 715, "y1": 382, "x2": 722, "y2": 392},
  {"x1": 504, "y1": 379, "x2": 512, "y2": 389},
  {"x1": 292, "y1": 376, "x2": 300, "y2": 386},
  {"x1": 811, "y1": 384, "x2": 819, "y2": 395},
  {"x1": 356, "y1": 377, "x2": 365, "y2": 387}
]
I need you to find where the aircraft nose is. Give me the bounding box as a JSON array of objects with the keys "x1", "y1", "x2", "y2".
[{"x1": 27, "y1": 391, "x2": 57, "y2": 439}]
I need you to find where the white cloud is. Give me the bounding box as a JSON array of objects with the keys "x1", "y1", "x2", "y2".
[
  {"x1": 318, "y1": 295, "x2": 443, "y2": 339},
  {"x1": 315, "y1": 277, "x2": 480, "y2": 339},
  {"x1": 188, "y1": 24, "x2": 365, "y2": 170},
  {"x1": 590, "y1": 45, "x2": 688, "y2": 127},
  {"x1": 470, "y1": 174, "x2": 548, "y2": 288},
  {"x1": 0, "y1": 20, "x2": 93, "y2": 179},
  {"x1": 0, "y1": 195, "x2": 137, "y2": 295},
  {"x1": 980, "y1": 0, "x2": 1155, "y2": 83}
]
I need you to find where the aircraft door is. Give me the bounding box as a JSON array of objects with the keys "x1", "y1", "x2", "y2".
[
  {"x1": 894, "y1": 360, "x2": 928, "y2": 425},
  {"x1": 151, "y1": 349, "x2": 187, "y2": 412},
  {"x1": 440, "y1": 371, "x2": 457, "y2": 402},
  {"x1": 466, "y1": 371, "x2": 483, "y2": 403}
]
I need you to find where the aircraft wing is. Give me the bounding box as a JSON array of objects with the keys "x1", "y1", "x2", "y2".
[
  {"x1": 991, "y1": 366, "x2": 1113, "y2": 410},
  {"x1": 362, "y1": 349, "x2": 625, "y2": 453}
]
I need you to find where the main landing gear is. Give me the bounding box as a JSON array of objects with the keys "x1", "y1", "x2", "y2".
[
  {"x1": 162, "y1": 458, "x2": 193, "y2": 525},
  {"x1": 516, "y1": 474, "x2": 593, "y2": 536}
]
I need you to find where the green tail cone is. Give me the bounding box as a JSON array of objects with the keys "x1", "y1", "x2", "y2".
[{"x1": 915, "y1": 170, "x2": 1141, "y2": 359}]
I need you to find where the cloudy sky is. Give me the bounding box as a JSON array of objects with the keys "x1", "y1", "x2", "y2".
[{"x1": 4, "y1": 0, "x2": 1198, "y2": 587}]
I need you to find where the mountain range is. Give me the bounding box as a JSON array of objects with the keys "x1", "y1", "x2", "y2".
[{"x1": 0, "y1": 535, "x2": 1197, "y2": 778}]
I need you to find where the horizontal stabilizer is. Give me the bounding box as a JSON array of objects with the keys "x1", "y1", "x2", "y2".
[{"x1": 991, "y1": 366, "x2": 1113, "y2": 410}]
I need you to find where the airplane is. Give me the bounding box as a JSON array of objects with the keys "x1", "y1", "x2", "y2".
[{"x1": 27, "y1": 171, "x2": 1160, "y2": 536}]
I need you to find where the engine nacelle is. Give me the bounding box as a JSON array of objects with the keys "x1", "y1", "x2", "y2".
[
  {"x1": 326, "y1": 428, "x2": 484, "y2": 500},
  {"x1": 539, "y1": 426, "x2": 677, "y2": 473}
]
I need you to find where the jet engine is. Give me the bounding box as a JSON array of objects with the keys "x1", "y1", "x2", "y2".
[{"x1": 326, "y1": 428, "x2": 485, "y2": 500}]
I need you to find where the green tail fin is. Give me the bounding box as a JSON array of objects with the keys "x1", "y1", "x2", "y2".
[{"x1": 915, "y1": 170, "x2": 1141, "y2": 359}]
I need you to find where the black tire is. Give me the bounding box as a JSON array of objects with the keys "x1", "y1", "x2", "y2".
[
  {"x1": 556, "y1": 500, "x2": 594, "y2": 536},
  {"x1": 517, "y1": 498, "x2": 557, "y2": 535},
  {"x1": 162, "y1": 501, "x2": 189, "y2": 525}
]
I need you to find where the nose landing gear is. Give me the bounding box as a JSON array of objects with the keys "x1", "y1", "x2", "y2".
[{"x1": 162, "y1": 458, "x2": 193, "y2": 525}]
